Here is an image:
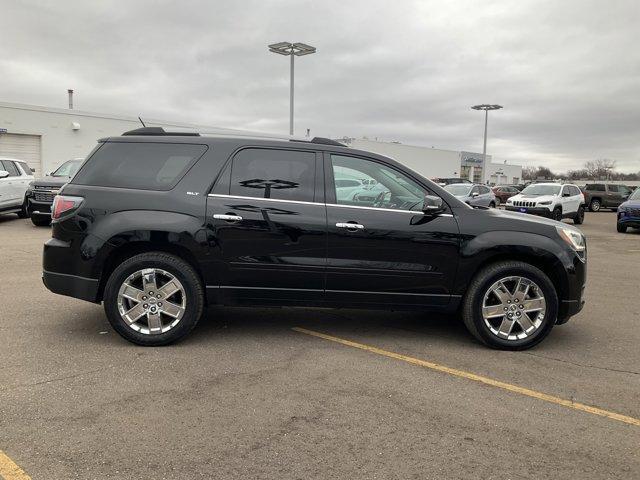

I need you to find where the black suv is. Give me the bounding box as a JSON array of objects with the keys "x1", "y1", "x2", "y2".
[{"x1": 43, "y1": 128, "x2": 587, "y2": 350}]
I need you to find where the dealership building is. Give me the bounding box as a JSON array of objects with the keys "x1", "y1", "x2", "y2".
[
  {"x1": 338, "y1": 137, "x2": 523, "y2": 185},
  {"x1": 0, "y1": 100, "x2": 522, "y2": 185}
]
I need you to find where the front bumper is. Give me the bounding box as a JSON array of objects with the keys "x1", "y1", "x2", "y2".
[
  {"x1": 617, "y1": 212, "x2": 640, "y2": 228},
  {"x1": 505, "y1": 206, "x2": 553, "y2": 217},
  {"x1": 27, "y1": 198, "x2": 53, "y2": 216}
]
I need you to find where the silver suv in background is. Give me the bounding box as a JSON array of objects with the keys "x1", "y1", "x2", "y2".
[
  {"x1": 444, "y1": 183, "x2": 497, "y2": 208},
  {"x1": 0, "y1": 158, "x2": 34, "y2": 219}
]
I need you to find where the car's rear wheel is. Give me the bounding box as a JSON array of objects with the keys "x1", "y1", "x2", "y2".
[
  {"x1": 494, "y1": 197, "x2": 501, "y2": 207},
  {"x1": 589, "y1": 199, "x2": 601, "y2": 212},
  {"x1": 552, "y1": 207, "x2": 562, "y2": 222},
  {"x1": 573, "y1": 206, "x2": 585, "y2": 225},
  {"x1": 617, "y1": 223, "x2": 627, "y2": 233},
  {"x1": 103, "y1": 252, "x2": 204, "y2": 346},
  {"x1": 489, "y1": 201, "x2": 496, "y2": 208},
  {"x1": 462, "y1": 261, "x2": 558, "y2": 350},
  {"x1": 31, "y1": 215, "x2": 51, "y2": 227}
]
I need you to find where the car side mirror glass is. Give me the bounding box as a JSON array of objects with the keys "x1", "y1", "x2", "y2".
[
  {"x1": 471, "y1": 192, "x2": 479, "y2": 198},
  {"x1": 422, "y1": 195, "x2": 445, "y2": 214},
  {"x1": 0, "y1": 170, "x2": 9, "y2": 179}
]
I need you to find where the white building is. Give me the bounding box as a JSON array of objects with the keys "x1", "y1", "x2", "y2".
[
  {"x1": 337, "y1": 137, "x2": 522, "y2": 185},
  {"x1": 0, "y1": 101, "x2": 243, "y2": 177}
]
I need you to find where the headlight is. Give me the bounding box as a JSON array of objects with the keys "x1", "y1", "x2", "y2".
[
  {"x1": 556, "y1": 226, "x2": 585, "y2": 252},
  {"x1": 538, "y1": 200, "x2": 552, "y2": 205},
  {"x1": 506, "y1": 198, "x2": 514, "y2": 204}
]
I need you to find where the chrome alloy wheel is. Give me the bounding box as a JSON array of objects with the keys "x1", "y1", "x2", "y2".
[
  {"x1": 481, "y1": 276, "x2": 546, "y2": 341},
  {"x1": 117, "y1": 268, "x2": 186, "y2": 335}
]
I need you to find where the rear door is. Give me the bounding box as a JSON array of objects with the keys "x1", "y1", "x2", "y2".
[
  {"x1": 324, "y1": 153, "x2": 460, "y2": 307},
  {"x1": 206, "y1": 146, "x2": 327, "y2": 304},
  {"x1": 0, "y1": 160, "x2": 22, "y2": 207}
]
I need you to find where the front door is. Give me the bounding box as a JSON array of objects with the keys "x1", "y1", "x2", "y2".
[
  {"x1": 324, "y1": 153, "x2": 460, "y2": 307},
  {"x1": 206, "y1": 147, "x2": 326, "y2": 304}
]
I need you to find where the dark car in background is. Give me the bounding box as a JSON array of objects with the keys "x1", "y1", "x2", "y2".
[
  {"x1": 42, "y1": 128, "x2": 586, "y2": 350},
  {"x1": 617, "y1": 187, "x2": 640, "y2": 233},
  {"x1": 491, "y1": 185, "x2": 520, "y2": 206},
  {"x1": 581, "y1": 183, "x2": 632, "y2": 212},
  {"x1": 25, "y1": 158, "x2": 83, "y2": 226}
]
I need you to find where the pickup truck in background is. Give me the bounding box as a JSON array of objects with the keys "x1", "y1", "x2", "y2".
[{"x1": 581, "y1": 183, "x2": 633, "y2": 212}]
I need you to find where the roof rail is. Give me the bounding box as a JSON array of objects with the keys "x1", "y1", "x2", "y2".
[
  {"x1": 290, "y1": 137, "x2": 346, "y2": 147},
  {"x1": 122, "y1": 127, "x2": 200, "y2": 137}
]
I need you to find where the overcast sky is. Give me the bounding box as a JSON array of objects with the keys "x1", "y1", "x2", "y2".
[{"x1": 2, "y1": 0, "x2": 639, "y2": 172}]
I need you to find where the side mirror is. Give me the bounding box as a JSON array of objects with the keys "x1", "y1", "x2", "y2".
[
  {"x1": 471, "y1": 192, "x2": 479, "y2": 198},
  {"x1": 562, "y1": 192, "x2": 570, "y2": 197},
  {"x1": 422, "y1": 195, "x2": 445, "y2": 214},
  {"x1": 0, "y1": 170, "x2": 9, "y2": 179}
]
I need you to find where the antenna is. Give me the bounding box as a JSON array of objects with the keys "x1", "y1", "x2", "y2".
[{"x1": 138, "y1": 116, "x2": 146, "y2": 127}]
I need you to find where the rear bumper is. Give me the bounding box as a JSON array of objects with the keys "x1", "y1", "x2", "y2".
[
  {"x1": 42, "y1": 270, "x2": 100, "y2": 303},
  {"x1": 505, "y1": 206, "x2": 553, "y2": 218}
]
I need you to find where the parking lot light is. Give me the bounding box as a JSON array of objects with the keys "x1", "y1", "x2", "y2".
[
  {"x1": 268, "y1": 42, "x2": 317, "y2": 136},
  {"x1": 471, "y1": 104, "x2": 503, "y2": 172}
]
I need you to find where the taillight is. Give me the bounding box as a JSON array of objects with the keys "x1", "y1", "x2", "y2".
[{"x1": 51, "y1": 195, "x2": 83, "y2": 220}]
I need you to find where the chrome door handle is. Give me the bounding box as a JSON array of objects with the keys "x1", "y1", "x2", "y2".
[
  {"x1": 336, "y1": 222, "x2": 365, "y2": 230},
  {"x1": 213, "y1": 214, "x2": 243, "y2": 222}
]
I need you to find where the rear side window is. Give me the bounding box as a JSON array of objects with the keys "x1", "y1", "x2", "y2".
[
  {"x1": 72, "y1": 142, "x2": 207, "y2": 190},
  {"x1": 607, "y1": 185, "x2": 619, "y2": 193},
  {"x1": 229, "y1": 148, "x2": 316, "y2": 202},
  {"x1": 17, "y1": 162, "x2": 32, "y2": 175},
  {"x1": 586, "y1": 184, "x2": 605, "y2": 191}
]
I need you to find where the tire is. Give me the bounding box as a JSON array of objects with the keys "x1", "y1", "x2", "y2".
[
  {"x1": 552, "y1": 207, "x2": 562, "y2": 222},
  {"x1": 489, "y1": 202, "x2": 496, "y2": 208},
  {"x1": 103, "y1": 252, "x2": 205, "y2": 346},
  {"x1": 17, "y1": 200, "x2": 29, "y2": 219},
  {"x1": 461, "y1": 261, "x2": 558, "y2": 350},
  {"x1": 589, "y1": 199, "x2": 601, "y2": 212},
  {"x1": 573, "y1": 206, "x2": 585, "y2": 225},
  {"x1": 31, "y1": 215, "x2": 51, "y2": 227},
  {"x1": 495, "y1": 197, "x2": 501, "y2": 207},
  {"x1": 617, "y1": 223, "x2": 627, "y2": 233}
]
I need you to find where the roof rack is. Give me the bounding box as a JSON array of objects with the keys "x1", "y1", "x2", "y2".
[
  {"x1": 122, "y1": 127, "x2": 200, "y2": 137},
  {"x1": 302, "y1": 137, "x2": 346, "y2": 147}
]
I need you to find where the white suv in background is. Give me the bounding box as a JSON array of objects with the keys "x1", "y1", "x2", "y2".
[
  {"x1": 505, "y1": 183, "x2": 586, "y2": 224},
  {"x1": 0, "y1": 158, "x2": 34, "y2": 219}
]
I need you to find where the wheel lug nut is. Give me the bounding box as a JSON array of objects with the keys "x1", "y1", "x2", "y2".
[
  {"x1": 520, "y1": 305, "x2": 524, "y2": 309},
  {"x1": 158, "y1": 302, "x2": 163, "y2": 307},
  {"x1": 149, "y1": 291, "x2": 154, "y2": 295},
  {"x1": 143, "y1": 304, "x2": 148, "y2": 308},
  {"x1": 156, "y1": 294, "x2": 161, "y2": 298},
  {"x1": 142, "y1": 296, "x2": 147, "y2": 300},
  {"x1": 507, "y1": 300, "x2": 511, "y2": 304},
  {"x1": 504, "y1": 307, "x2": 508, "y2": 311}
]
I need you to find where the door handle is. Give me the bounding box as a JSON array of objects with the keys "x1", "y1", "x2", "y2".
[
  {"x1": 213, "y1": 214, "x2": 243, "y2": 222},
  {"x1": 336, "y1": 222, "x2": 365, "y2": 230}
]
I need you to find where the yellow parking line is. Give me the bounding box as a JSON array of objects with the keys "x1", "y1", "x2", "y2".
[
  {"x1": 293, "y1": 327, "x2": 640, "y2": 427},
  {"x1": 0, "y1": 451, "x2": 31, "y2": 480}
]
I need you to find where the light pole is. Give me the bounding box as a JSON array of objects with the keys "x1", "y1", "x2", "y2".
[
  {"x1": 471, "y1": 104, "x2": 503, "y2": 170},
  {"x1": 268, "y1": 42, "x2": 316, "y2": 136}
]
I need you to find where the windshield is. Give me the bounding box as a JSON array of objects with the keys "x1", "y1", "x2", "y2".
[
  {"x1": 630, "y1": 188, "x2": 640, "y2": 200},
  {"x1": 444, "y1": 184, "x2": 472, "y2": 196},
  {"x1": 52, "y1": 160, "x2": 82, "y2": 177},
  {"x1": 521, "y1": 184, "x2": 561, "y2": 196}
]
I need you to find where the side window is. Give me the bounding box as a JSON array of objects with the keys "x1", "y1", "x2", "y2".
[
  {"x1": 607, "y1": 185, "x2": 619, "y2": 193},
  {"x1": 591, "y1": 184, "x2": 606, "y2": 191},
  {"x1": 18, "y1": 162, "x2": 32, "y2": 176},
  {"x1": 470, "y1": 186, "x2": 480, "y2": 195},
  {"x1": 229, "y1": 148, "x2": 316, "y2": 202},
  {"x1": 1, "y1": 160, "x2": 20, "y2": 177},
  {"x1": 480, "y1": 186, "x2": 490, "y2": 194},
  {"x1": 330, "y1": 154, "x2": 427, "y2": 211}
]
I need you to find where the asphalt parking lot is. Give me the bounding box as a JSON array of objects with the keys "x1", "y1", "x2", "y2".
[{"x1": 0, "y1": 212, "x2": 638, "y2": 479}]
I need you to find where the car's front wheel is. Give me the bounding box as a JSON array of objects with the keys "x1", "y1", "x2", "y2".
[
  {"x1": 17, "y1": 200, "x2": 29, "y2": 218},
  {"x1": 462, "y1": 261, "x2": 558, "y2": 350},
  {"x1": 103, "y1": 252, "x2": 205, "y2": 346},
  {"x1": 494, "y1": 197, "x2": 501, "y2": 207},
  {"x1": 573, "y1": 206, "x2": 585, "y2": 225},
  {"x1": 617, "y1": 223, "x2": 627, "y2": 233}
]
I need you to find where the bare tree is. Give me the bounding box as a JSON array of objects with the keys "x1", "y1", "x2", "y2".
[{"x1": 584, "y1": 159, "x2": 616, "y2": 179}]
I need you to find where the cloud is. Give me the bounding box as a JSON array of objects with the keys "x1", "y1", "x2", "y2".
[{"x1": 1, "y1": 0, "x2": 639, "y2": 172}]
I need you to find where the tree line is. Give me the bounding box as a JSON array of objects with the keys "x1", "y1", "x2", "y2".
[{"x1": 522, "y1": 159, "x2": 640, "y2": 181}]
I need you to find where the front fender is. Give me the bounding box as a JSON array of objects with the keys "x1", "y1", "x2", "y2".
[{"x1": 455, "y1": 230, "x2": 575, "y2": 299}]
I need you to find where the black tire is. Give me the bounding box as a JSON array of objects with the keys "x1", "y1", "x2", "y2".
[
  {"x1": 589, "y1": 199, "x2": 601, "y2": 212},
  {"x1": 103, "y1": 252, "x2": 205, "y2": 346},
  {"x1": 494, "y1": 197, "x2": 501, "y2": 207},
  {"x1": 17, "y1": 200, "x2": 29, "y2": 218},
  {"x1": 552, "y1": 207, "x2": 562, "y2": 222},
  {"x1": 489, "y1": 202, "x2": 496, "y2": 208},
  {"x1": 573, "y1": 206, "x2": 585, "y2": 225},
  {"x1": 617, "y1": 223, "x2": 627, "y2": 233},
  {"x1": 461, "y1": 261, "x2": 558, "y2": 350},
  {"x1": 31, "y1": 215, "x2": 51, "y2": 227}
]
